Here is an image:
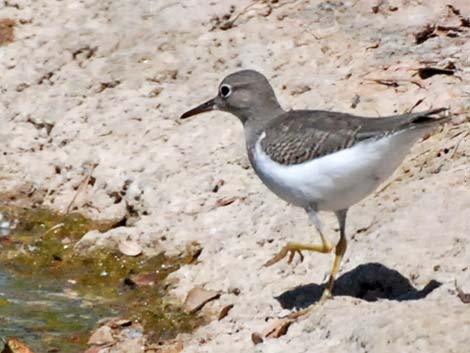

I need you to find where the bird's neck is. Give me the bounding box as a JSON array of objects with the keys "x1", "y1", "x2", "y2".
[{"x1": 242, "y1": 104, "x2": 285, "y2": 164}]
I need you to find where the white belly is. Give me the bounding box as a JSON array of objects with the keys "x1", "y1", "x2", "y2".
[{"x1": 252, "y1": 129, "x2": 425, "y2": 211}]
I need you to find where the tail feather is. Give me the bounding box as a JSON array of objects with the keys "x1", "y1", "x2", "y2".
[{"x1": 409, "y1": 107, "x2": 450, "y2": 126}]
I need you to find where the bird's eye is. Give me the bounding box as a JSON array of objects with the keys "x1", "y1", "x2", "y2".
[{"x1": 219, "y1": 84, "x2": 232, "y2": 98}]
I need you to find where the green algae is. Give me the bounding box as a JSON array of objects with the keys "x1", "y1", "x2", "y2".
[{"x1": 0, "y1": 206, "x2": 201, "y2": 352}]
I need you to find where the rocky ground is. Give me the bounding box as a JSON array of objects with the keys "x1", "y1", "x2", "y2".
[{"x1": 1, "y1": 0, "x2": 469, "y2": 352}]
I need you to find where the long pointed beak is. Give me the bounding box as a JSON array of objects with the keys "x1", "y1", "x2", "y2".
[{"x1": 180, "y1": 97, "x2": 217, "y2": 119}]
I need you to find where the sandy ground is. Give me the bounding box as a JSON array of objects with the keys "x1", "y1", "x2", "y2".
[{"x1": 1, "y1": 0, "x2": 470, "y2": 352}]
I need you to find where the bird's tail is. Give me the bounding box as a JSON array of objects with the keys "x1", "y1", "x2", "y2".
[{"x1": 409, "y1": 107, "x2": 451, "y2": 126}]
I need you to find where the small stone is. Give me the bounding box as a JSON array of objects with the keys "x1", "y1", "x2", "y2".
[
  {"x1": 2, "y1": 338, "x2": 34, "y2": 353},
  {"x1": 251, "y1": 332, "x2": 264, "y2": 345},
  {"x1": 88, "y1": 325, "x2": 115, "y2": 346},
  {"x1": 228, "y1": 287, "x2": 241, "y2": 296},
  {"x1": 109, "y1": 319, "x2": 132, "y2": 328},
  {"x1": 218, "y1": 304, "x2": 234, "y2": 320},
  {"x1": 129, "y1": 272, "x2": 159, "y2": 287},
  {"x1": 455, "y1": 282, "x2": 470, "y2": 304},
  {"x1": 211, "y1": 179, "x2": 225, "y2": 193},
  {"x1": 183, "y1": 288, "x2": 220, "y2": 313},
  {"x1": 185, "y1": 241, "x2": 203, "y2": 264},
  {"x1": 118, "y1": 240, "x2": 142, "y2": 256},
  {"x1": 215, "y1": 197, "x2": 237, "y2": 207},
  {"x1": 113, "y1": 338, "x2": 144, "y2": 353}
]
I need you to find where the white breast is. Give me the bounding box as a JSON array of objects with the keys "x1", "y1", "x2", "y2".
[{"x1": 252, "y1": 129, "x2": 425, "y2": 211}]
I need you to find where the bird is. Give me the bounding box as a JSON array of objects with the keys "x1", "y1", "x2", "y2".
[{"x1": 180, "y1": 69, "x2": 449, "y2": 318}]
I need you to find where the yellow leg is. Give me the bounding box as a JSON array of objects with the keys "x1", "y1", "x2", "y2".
[
  {"x1": 287, "y1": 209, "x2": 348, "y2": 319},
  {"x1": 264, "y1": 237, "x2": 333, "y2": 267},
  {"x1": 326, "y1": 234, "x2": 347, "y2": 292},
  {"x1": 265, "y1": 207, "x2": 333, "y2": 267}
]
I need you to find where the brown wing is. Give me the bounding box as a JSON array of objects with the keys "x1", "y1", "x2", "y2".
[{"x1": 260, "y1": 108, "x2": 448, "y2": 165}]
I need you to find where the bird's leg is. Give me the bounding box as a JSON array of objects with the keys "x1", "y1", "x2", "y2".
[
  {"x1": 325, "y1": 209, "x2": 348, "y2": 294},
  {"x1": 264, "y1": 207, "x2": 334, "y2": 267},
  {"x1": 288, "y1": 209, "x2": 348, "y2": 319}
]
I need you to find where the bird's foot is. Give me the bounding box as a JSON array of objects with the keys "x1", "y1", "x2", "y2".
[
  {"x1": 287, "y1": 288, "x2": 332, "y2": 320},
  {"x1": 264, "y1": 242, "x2": 304, "y2": 267},
  {"x1": 264, "y1": 241, "x2": 333, "y2": 267},
  {"x1": 263, "y1": 288, "x2": 332, "y2": 339}
]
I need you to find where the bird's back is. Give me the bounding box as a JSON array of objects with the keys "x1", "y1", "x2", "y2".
[{"x1": 258, "y1": 108, "x2": 448, "y2": 165}]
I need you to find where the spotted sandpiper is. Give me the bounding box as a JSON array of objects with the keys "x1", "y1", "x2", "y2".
[{"x1": 180, "y1": 69, "x2": 449, "y2": 317}]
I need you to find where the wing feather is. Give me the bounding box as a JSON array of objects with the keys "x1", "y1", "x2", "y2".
[{"x1": 260, "y1": 108, "x2": 448, "y2": 165}]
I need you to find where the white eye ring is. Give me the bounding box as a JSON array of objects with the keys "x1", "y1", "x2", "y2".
[{"x1": 219, "y1": 84, "x2": 232, "y2": 98}]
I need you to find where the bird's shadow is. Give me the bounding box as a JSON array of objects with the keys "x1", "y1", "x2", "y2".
[{"x1": 276, "y1": 262, "x2": 442, "y2": 310}]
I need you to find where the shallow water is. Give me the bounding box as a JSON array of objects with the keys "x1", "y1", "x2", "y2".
[
  {"x1": 0, "y1": 207, "x2": 199, "y2": 352},
  {"x1": 0, "y1": 270, "x2": 115, "y2": 352}
]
